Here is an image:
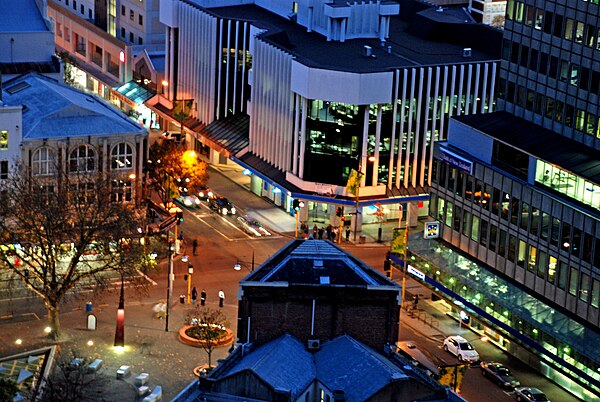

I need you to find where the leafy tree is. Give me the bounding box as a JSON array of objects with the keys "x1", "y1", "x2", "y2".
[
  {"x1": 147, "y1": 141, "x2": 208, "y2": 206},
  {"x1": 57, "y1": 51, "x2": 78, "y2": 88},
  {"x1": 185, "y1": 307, "x2": 229, "y2": 368},
  {"x1": 0, "y1": 168, "x2": 151, "y2": 340},
  {"x1": 0, "y1": 378, "x2": 19, "y2": 401}
]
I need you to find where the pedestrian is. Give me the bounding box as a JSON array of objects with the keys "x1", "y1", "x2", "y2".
[
  {"x1": 318, "y1": 227, "x2": 324, "y2": 240},
  {"x1": 178, "y1": 231, "x2": 184, "y2": 241},
  {"x1": 346, "y1": 228, "x2": 351, "y2": 242},
  {"x1": 326, "y1": 224, "x2": 332, "y2": 239},
  {"x1": 331, "y1": 227, "x2": 337, "y2": 242},
  {"x1": 218, "y1": 289, "x2": 225, "y2": 308},
  {"x1": 191, "y1": 286, "x2": 198, "y2": 304},
  {"x1": 312, "y1": 224, "x2": 318, "y2": 238},
  {"x1": 201, "y1": 289, "x2": 206, "y2": 306},
  {"x1": 192, "y1": 239, "x2": 198, "y2": 256},
  {"x1": 413, "y1": 294, "x2": 419, "y2": 310}
]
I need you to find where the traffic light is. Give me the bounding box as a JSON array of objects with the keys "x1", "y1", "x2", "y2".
[
  {"x1": 176, "y1": 211, "x2": 184, "y2": 224},
  {"x1": 292, "y1": 199, "x2": 305, "y2": 210},
  {"x1": 336, "y1": 207, "x2": 344, "y2": 217}
]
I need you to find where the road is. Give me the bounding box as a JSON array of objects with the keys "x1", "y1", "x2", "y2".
[{"x1": 0, "y1": 165, "x2": 580, "y2": 402}]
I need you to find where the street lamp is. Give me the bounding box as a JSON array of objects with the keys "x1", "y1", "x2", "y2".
[
  {"x1": 233, "y1": 250, "x2": 255, "y2": 272},
  {"x1": 353, "y1": 155, "x2": 375, "y2": 242},
  {"x1": 114, "y1": 275, "x2": 125, "y2": 348},
  {"x1": 181, "y1": 254, "x2": 194, "y2": 304},
  {"x1": 165, "y1": 241, "x2": 175, "y2": 332},
  {"x1": 292, "y1": 199, "x2": 305, "y2": 238}
]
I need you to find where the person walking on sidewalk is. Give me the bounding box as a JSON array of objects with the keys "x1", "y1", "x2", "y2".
[
  {"x1": 201, "y1": 289, "x2": 206, "y2": 306},
  {"x1": 412, "y1": 294, "x2": 419, "y2": 310},
  {"x1": 191, "y1": 286, "x2": 198, "y2": 304},
  {"x1": 218, "y1": 289, "x2": 225, "y2": 307},
  {"x1": 192, "y1": 239, "x2": 198, "y2": 255}
]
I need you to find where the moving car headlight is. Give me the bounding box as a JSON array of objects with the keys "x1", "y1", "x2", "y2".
[
  {"x1": 221, "y1": 208, "x2": 227, "y2": 215},
  {"x1": 231, "y1": 207, "x2": 236, "y2": 215}
]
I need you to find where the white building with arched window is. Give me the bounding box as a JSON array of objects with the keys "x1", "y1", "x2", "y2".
[{"x1": 0, "y1": 72, "x2": 148, "y2": 202}]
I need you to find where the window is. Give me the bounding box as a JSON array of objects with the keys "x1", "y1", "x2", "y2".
[
  {"x1": 471, "y1": 215, "x2": 480, "y2": 241},
  {"x1": 557, "y1": 261, "x2": 568, "y2": 290},
  {"x1": 528, "y1": 245, "x2": 537, "y2": 272},
  {"x1": 121, "y1": 28, "x2": 125, "y2": 38},
  {"x1": 80, "y1": 4, "x2": 84, "y2": 14},
  {"x1": 139, "y1": 14, "x2": 143, "y2": 25},
  {"x1": 130, "y1": 10, "x2": 134, "y2": 20},
  {"x1": 111, "y1": 143, "x2": 133, "y2": 170},
  {"x1": 32, "y1": 147, "x2": 55, "y2": 176},
  {"x1": 445, "y1": 202, "x2": 453, "y2": 227},
  {"x1": 517, "y1": 240, "x2": 526, "y2": 267},
  {"x1": 138, "y1": 37, "x2": 143, "y2": 45},
  {"x1": 580, "y1": 273, "x2": 590, "y2": 302},
  {"x1": 0, "y1": 161, "x2": 7, "y2": 179},
  {"x1": 111, "y1": 180, "x2": 132, "y2": 202},
  {"x1": 56, "y1": 22, "x2": 62, "y2": 37},
  {"x1": 564, "y1": 18, "x2": 574, "y2": 41},
  {"x1": 70, "y1": 182, "x2": 95, "y2": 205},
  {"x1": 73, "y1": 0, "x2": 77, "y2": 10},
  {"x1": 65, "y1": 27, "x2": 70, "y2": 42},
  {"x1": 480, "y1": 220, "x2": 488, "y2": 247},
  {"x1": 569, "y1": 268, "x2": 579, "y2": 296},
  {"x1": 69, "y1": 145, "x2": 96, "y2": 173},
  {"x1": 592, "y1": 279, "x2": 599, "y2": 308},
  {"x1": 548, "y1": 256, "x2": 557, "y2": 283},
  {"x1": 130, "y1": 32, "x2": 134, "y2": 43},
  {"x1": 89, "y1": 9, "x2": 92, "y2": 19},
  {"x1": 0, "y1": 130, "x2": 7, "y2": 149},
  {"x1": 121, "y1": 5, "x2": 125, "y2": 15},
  {"x1": 508, "y1": 235, "x2": 517, "y2": 262}
]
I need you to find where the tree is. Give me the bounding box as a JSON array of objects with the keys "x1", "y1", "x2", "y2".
[
  {"x1": 0, "y1": 378, "x2": 19, "y2": 401},
  {"x1": 147, "y1": 141, "x2": 208, "y2": 206},
  {"x1": 185, "y1": 307, "x2": 229, "y2": 368},
  {"x1": 0, "y1": 167, "x2": 150, "y2": 340},
  {"x1": 57, "y1": 51, "x2": 79, "y2": 88}
]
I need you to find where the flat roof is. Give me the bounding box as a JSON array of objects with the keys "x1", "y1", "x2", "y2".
[
  {"x1": 455, "y1": 112, "x2": 600, "y2": 184},
  {"x1": 205, "y1": 4, "x2": 499, "y2": 73},
  {"x1": 0, "y1": 0, "x2": 48, "y2": 32}
]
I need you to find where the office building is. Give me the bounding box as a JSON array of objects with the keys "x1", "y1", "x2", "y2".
[
  {"x1": 419, "y1": 1, "x2": 600, "y2": 400},
  {"x1": 155, "y1": 0, "x2": 501, "y2": 230}
]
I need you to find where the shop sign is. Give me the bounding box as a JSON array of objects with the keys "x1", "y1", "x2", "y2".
[
  {"x1": 407, "y1": 266, "x2": 425, "y2": 281},
  {"x1": 439, "y1": 146, "x2": 473, "y2": 174},
  {"x1": 424, "y1": 221, "x2": 440, "y2": 239}
]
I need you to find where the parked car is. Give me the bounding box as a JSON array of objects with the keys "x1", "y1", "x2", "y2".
[
  {"x1": 480, "y1": 361, "x2": 520, "y2": 389},
  {"x1": 197, "y1": 185, "x2": 214, "y2": 201},
  {"x1": 209, "y1": 197, "x2": 236, "y2": 215},
  {"x1": 397, "y1": 341, "x2": 443, "y2": 378},
  {"x1": 442, "y1": 335, "x2": 479, "y2": 363},
  {"x1": 514, "y1": 387, "x2": 550, "y2": 402},
  {"x1": 174, "y1": 193, "x2": 201, "y2": 208},
  {"x1": 238, "y1": 215, "x2": 272, "y2": 237},
  {"x1": 161, "y1": 131, "x2": 184, "y2": 142}
]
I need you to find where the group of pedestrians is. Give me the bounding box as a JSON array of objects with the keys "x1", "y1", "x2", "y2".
[
  {"x1": 190, "y1": 287, "x2": 225, "y2": 307},
  {"x1": 300, "y1": 222, "x2": 349, "y2": 241}
]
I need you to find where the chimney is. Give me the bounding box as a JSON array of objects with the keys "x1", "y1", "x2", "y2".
[{"x1": 333, "y1": 390, "x2": 346, "y2": 401}]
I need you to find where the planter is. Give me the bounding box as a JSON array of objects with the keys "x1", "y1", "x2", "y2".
[{"x1": 178, "y1": 325, "x2": 234, "y2": 348}]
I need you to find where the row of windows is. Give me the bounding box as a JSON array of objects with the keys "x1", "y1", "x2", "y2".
[
  {"x1": 431, "y1": 194, "x2": 600, "y2": 309},
  {"x1": 120, "y1": 28, "x2": 143, "y2": 45},
  {"x1": 37, "y1": 180, "x2": 132, "y2": 203},
  {"x1": 58, "y1": 0, "x2": 93, "y2": 20},
  {"x1": 433, "y1": 161, "x2": 600, "y2": 267},
  {"x1": 503, "y1": 39, "x2": 600, "y2": 94},
  {"x1": 31, "y1": 144, "x2": 133, "y2": 176},
  {"x1": 121, "y1": 5, "x2": 143, "y2": 26},
  {"x1": 507, "y1": 1, "x2": 600, "y2": 49},
  {"x1": 498, "y1": 78, "x2": 600, "y2": 139}
]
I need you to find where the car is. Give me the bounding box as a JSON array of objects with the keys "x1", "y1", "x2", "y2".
[
  {"x1": 480, "y1": 361, "x2": 520, "y2": 389},
  {"x1": 197, "y1": 185, "x2": 214, "y2": 200},
  {"x1": 208, "y1": 196, "x2": 236, "y2": 215},
  {"x1": 174, "y1": 193, "x2": 201, "y2": 208},
  {"x1": 161, "y1": 131, "x2": 184, "y2": 142},
  {"x1": 238, "y1": 215, "x2": 272, "y2": 236},
  {"x1": 442, "y1": 335, "x2": 479, "y2": 363},
  {"x1": 514, "y1": 387, "x2": 550, "y2": 402}
]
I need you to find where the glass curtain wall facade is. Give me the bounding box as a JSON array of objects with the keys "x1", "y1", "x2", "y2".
[
  {"x1": 499, "y1": 0, "x2": 600, "y2": 149},
  {"x1": 428, "y1": 143, "x2": 600, "y2": 400}
]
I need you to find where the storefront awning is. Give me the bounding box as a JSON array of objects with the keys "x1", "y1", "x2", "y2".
[{"x1": 114, "y1": 81, "x2": 155, "y2": 106}]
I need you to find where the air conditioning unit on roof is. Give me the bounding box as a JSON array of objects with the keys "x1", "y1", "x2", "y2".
[{"x1": 307, "y1": 339, "x2": 321, "y2": 350}]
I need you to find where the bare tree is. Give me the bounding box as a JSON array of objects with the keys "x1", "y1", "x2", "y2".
[
  {"x1": 39, "y1": 349, "x2": 110, "y2": 402},
  {"x1": 0, "y1": 167, "x2": 151, "y2": 339},
  {"x1": 185, "y1": 307, "x2": 229, "y2": 368}
]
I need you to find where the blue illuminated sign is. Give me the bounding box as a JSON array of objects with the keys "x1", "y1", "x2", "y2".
[{"x1": 439, "y1": 147, "x2": 473, "y2": 174}]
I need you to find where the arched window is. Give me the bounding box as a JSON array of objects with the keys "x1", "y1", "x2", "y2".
[
  {"x1": 69, "y1": 145, "x2": 96, "y2": 173},
  {"x1": 111, "y1": 143, "x2": 133, "y2": 170},
  {"x1": 32, "y1": 147, "x2": 56, "y2": 176}
]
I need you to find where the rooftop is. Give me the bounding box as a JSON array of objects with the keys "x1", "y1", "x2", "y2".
[
  {"x1": 0, "y1": 0, "x2": 48, "y2": 32},
  {"x1": 454, "y1": 111, "x2": 600, "y2": 184},
  {"x1": 204, "y1": 3, "x2": 500, "y2": 73},
  {"x1": 2, "y1": 72, "x2": 147, "y2": 140},
  {"x1": 242, "y1": 239, "x2": 399, "y2": 288}
]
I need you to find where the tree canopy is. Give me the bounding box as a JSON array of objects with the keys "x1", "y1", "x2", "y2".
[{"x1": 0, "y1": 167, "x2": 151, "y2": 339}]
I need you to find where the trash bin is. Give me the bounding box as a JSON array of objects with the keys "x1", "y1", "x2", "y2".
[
  {"x1": 179, "y1": 295, "x2": 185, "y2": 304},
  {"x1": 359, "y1": 235, "x2": 367, "y2": 244},
  {"x1": 86, "y1": 302, "x2": 92, "y2": 313}
]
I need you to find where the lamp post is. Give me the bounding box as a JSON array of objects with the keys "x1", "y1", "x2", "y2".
[
  {"x1": 233, "y1": 250, "x2": 255, "y2": 272},
  {"x1": 114, "y1": 274, "x2": 125, "y2": 348},
  {"x1": 165, "y1": 240, "x2": 174, "y2": 332}
]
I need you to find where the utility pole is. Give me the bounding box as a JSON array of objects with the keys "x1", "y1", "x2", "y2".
[{"x1": 165, "y1": 235, "x2": 174, "y2": 332}]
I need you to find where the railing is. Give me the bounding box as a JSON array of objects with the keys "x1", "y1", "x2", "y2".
[{"x1": 405, "y1": 305, "x2": 439, "y2": 330}]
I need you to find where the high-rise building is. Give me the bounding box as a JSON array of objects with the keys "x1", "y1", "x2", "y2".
[{"x1": 421, "y1": 1, "x2": 600, "y2": 400}]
